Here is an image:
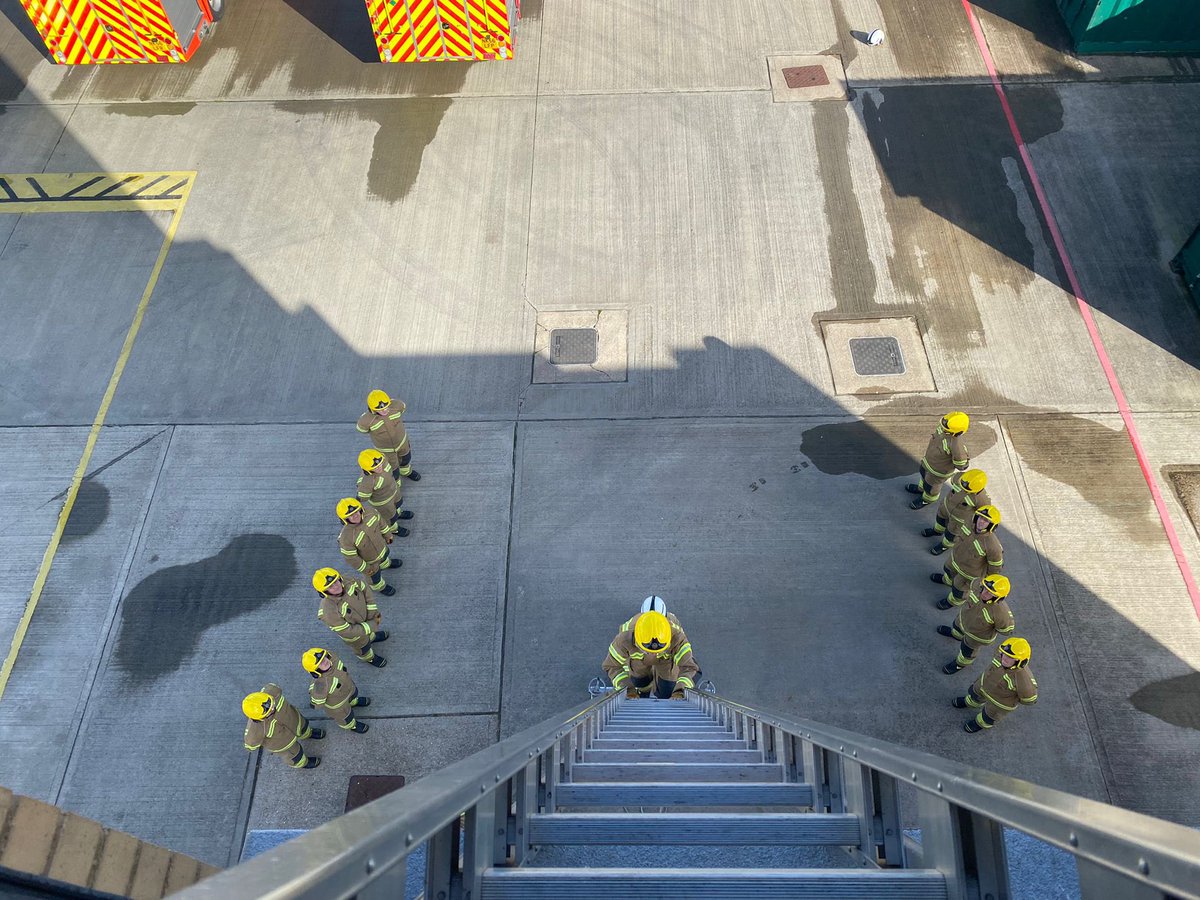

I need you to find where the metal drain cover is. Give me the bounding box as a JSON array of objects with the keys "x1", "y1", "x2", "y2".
[
  {"x1": 783, "y1": 65, "x2": 830, "y2": 89},
  {"x1": 550, "y1": 328, "x2": 599, "y2": 365},
  {"x1": 344, "y1": 775, "x2": 406, "y2": 813},
  {"x1": 849, "y1": 337, "x2": 905, "y2": 376}
]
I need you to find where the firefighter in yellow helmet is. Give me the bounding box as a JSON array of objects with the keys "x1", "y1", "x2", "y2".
[
  {"x1": 925, "y1": 469, "x2": 991, "y2": 556},
  {"x1": 931, "y1": 504, "x2": 1003, "y2": 607},
  {"x1": 243, "y1": 684, "x2": 324, "y2": 769},
  {"x1": 337, "y1": 497, "x2": 398, "y2": 594},
  {"x1": 953, "y1": 638, "x2": 1037, "y2": 733},
  {"x1": 357, "y1": 390, "x2": 421, "y2": 481},
  {"x1": 303, "y1": 648, "x2": 370, "y2": 734},
  {"x1": 907, "y1": 412, "x2": 970, "y2": 509},
  {"x1": 313, "y1": 567, "x2": 388, "y2": 667},
  {"x1": 936, "y1": 574, "x2": 1015, "y2": 674},
  {"x1": 356, "y1": 450, "x2": 412, "y2": 538},
  {"x1": 602, "y1": 610, "x2": 699, "y2": 700}
]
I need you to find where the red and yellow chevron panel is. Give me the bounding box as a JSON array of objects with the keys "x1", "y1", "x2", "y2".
[
  {"x1": 19, "y1": 0, "x2": 204, "y2": 64},
  {"x1": 365, "y1": 0, "x2": 516, "y2": 63}
]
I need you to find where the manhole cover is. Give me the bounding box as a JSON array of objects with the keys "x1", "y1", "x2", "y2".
[
  {"x1": 550, "y1": 328, "x2": 598, "y2": 365},
  {"x1": 782, "y1": 65, "x2": 830, "y2": 89},
  {"x1": 345, "y1": 775, "x2": 406, "y2": 813},
  {"x1": 848, "y1": 336, "x2": 905, "y2": 376}
]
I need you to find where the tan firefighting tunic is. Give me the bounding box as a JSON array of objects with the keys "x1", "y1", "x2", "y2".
[
  {"x1": 602, "y1": 613, "x2": 699, "y2": 697},
  {"x1": 949, "y1": 529, "x2": 1003, "y2": 591},
  {"x1": 969, "y1": 654, "x2": 1038, "y2": 725},
  {"x1": 357, "y1": 468, "x2": 400, "y2": 534},
  {"x1": 243, "y1": 683, "x2": 312, "y2": 765},
  {"x1": 339, "y1": 513, "x2": 389, "y2": 575},
  {"x1": 309, "y1": 652, "x2": 360, "y2": 729},
  {"x1": 945, "y1": 486, "x2": 993, "y2": 539},
  {"x1": 921, "y1": 427, "x2": 969, "y2": 480},
  {"x1": 953, "y1": 583, "x2": 1015, "y2": 651},
  {"x1": 318, "y1": 579, "x2": 381, "y2": 658},
  {"x1": 357, "y1": 401, "x2": 409, "y2": 472},
  {"x1": 935, "y1": 471, "x2": 967, "y2": 522}
]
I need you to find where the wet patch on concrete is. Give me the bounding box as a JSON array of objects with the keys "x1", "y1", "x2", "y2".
[
  {"x1": 1131, "y1": 672, "x2": 1200, "y2": 731},
  {"x1": 60, "y1": 479, "x2": 109, "y2": 544},
  {"x1": 114, "y1": 534, "x2": 295, "y2": 682},
  {"x1": 857, "y1": 84, "x2": 1066, "y2": 348},
  {"x1": 874, "y1": 0, "x2": 974, "y2": 81},
  {"x1": 275, "y1": 98, "x2": 452, "y2": 204},
  {"x1": 104, "y1": 102, "x2": 196, "y2": 118},
  {"x1": 1165, "y1": 467, "x2": 1200, "y2": 539},
  {"x1": 1005, "y1": 416, "x2": 1161, "y2": 543}
]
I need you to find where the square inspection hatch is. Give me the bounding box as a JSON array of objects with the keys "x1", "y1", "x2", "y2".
[
  {"x1": 533, "y1": 310, "x2": 628, "y2": 384},
  {"x1": 821, "y1": 317, "x2": 935, "y2": 396},
  {"x1": 767, "y1": 54, "x2": 848, "y2": 103}
]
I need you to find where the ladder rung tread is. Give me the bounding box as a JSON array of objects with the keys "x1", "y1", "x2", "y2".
[
  {"x1": 582, "y1": 750, "x2": 765, "y2": 763},
  {"x1": 528, "y1": 813, "x2": 861, "y2": 845},
  {"x1": 591, "y1": 740, "x2": 748, "y2": 750},
  {"x1": 570, "y1": 763, "x2": 783, "y2": 783},
  {"x1": 556, "y1": 782, "x2": 814, "y2": 807},
  {"x1": 481, "y1": 868, "x2": 949, "y2": 899}
]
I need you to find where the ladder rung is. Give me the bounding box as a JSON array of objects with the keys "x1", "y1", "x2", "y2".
[
  {"x1": 481, "y1": 868, "x2": 949, "y2": 899},
  {"x1": 582, "y1": 750, "x2": 764, "y2": 764},
  {"x1": 571, "y1": 763, "x2": 782, "y2": 783},
  {"x1": 528, "y1": 812, "x2": 861, "y2": 845},
  {"x1": 556, "y1": 782, "x2": 814, "y2": 807},
  {"x1": 591, "y1": 739, "x2": 748, "y2": 750}
]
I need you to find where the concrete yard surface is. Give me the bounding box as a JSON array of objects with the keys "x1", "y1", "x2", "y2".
[{"x1": 1, "y1": 0, "x2": 1199, "y2": 871}]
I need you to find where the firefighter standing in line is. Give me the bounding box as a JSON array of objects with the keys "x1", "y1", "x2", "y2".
[
  {"x1": 931, "y1": 505, "x2": 1003, "y2": 606},
  {"x1": 907, "y1": 412, "x2": 970, "y2": 509},
  {"x1": 603, "y1": 610, "x2": 699, "y2": 700},
  {"x1": 937, "y1": 574, "x2": 1015, "y2": 674},
  {"x1": 243, "y1": 683, "x2": 324, "y2": 770},
  {"x1": 304, "y1": 648, "x2": 370, "y2": 734},
  {"x1": 314, "y1": 567, "x2": 389, "y2": 667},
  {"x1": 925, "y1": 469, "x2": 990, "y2": 556},
  {"x1": 953, "y1": 638, "x2": 1038, "y2": 733},
  {"x1": 337, "y1": 497, "x2": 399, "y2": 594},
  {"x1": 356, "y1": 450, "x2": 412, "y2": 538},
  {"x1": 357, "y1": 390, "x2": 421, "y2": 481}
]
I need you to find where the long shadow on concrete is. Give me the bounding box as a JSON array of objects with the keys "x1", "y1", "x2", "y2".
[{"x1": 2, "y1": 51, "x2": 1200, "y2": 871}]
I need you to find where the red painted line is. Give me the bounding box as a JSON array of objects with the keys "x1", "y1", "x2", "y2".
[{"x1": 960, "y1": 0, "x2": 1200, "y2": 618}]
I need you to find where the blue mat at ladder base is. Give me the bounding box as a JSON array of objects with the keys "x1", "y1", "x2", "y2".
[
  {"x1": 904, "y1": 828, "x2": 1080, "y2": 899},
  {"x1": 242, "y1": 830, "x2": 426, "y2": 900}
]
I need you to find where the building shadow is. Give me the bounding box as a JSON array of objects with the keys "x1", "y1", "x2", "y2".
[{"x1": 278, "y1": 0, "x2": 380, "y2": 63}]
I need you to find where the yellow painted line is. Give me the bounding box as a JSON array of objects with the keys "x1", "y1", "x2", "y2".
[
  {"x1": 0, "y1": 172, "x2": 194, "y2": 213},
  {"x1": 0, "y1": 172, "x2": 196, "y2": 702}
]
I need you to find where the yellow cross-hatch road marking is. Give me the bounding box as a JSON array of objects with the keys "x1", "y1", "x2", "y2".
[{"x1": 0, "y1": 171, "x2": 197, "y2": 702}]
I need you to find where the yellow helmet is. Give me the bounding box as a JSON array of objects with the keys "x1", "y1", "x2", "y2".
[
  {"x1": 312, "y1": 567, "x2": 341, "y2": 594},
  {"x1": 982, "y1": 574, "x2": 1010, "y2": 600},
  {"x1": 336, "y1": 498, "x2": 363, "y2": 522},
  {"x1": 942, "y1": 412, "x2": 969, "y2": 434},
  {"x1": 242, "y1": 692, "x2": 273, "y2": 720},
  {"x1": 974, "y1": 505, "x2": 1001, "y2": 531},
  {"x1": 999, "y1": 638, "x2": 1031, "y2": 668},
  {"x1": 367, "y1": 389, "x2": 391, "y2": 411},
  {"x1": 633, "y1": 611, "x2": 673, "y2": 654},
  {"x1": 302, "y1": 648, "x2": 329, "y2": 674},
  {"x1": 960, "y1": 469, "x2": 987, "y2": 493},
  {"x1": 358, "y1": 449, "x2": 384, "y2": 473}
]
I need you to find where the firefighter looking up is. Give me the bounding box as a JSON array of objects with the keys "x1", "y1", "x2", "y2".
[
  {"x1": 357, "y1": 390, "x2": 421, "y2": 481},
  {"x1": 243, "y1": 684, "x2": 324, "y2": 770},
  {"x1": 925, "y1": 469, "x2": 990, "y2": 556},
  {"x1": 936, "y1": 574, "x2": 1015, "y2": 673},
  {"x1": 356, "y1": 450, "x2": 411, "y2": 538},
  {"x1": 907, "y1": 412, "x2": 970, "y2": 509},
  {"x1": 337, "y1": 497, "x2": 398, "y2": 594},
  {"x1": 953, "y1": 638, "x2": 1038, "y2": 733},
  {"x1": 603, "y1": 610, "x2": 699, "y2": 700},
  {"x1": 314, "y1": 567, "x2": 388, "y2": 667},
  {"x1": 931, "y1": 505, "x2": 1003, "y2": 607},
  {"x1": 303, "y1": 648, "x2": 370, "y2": 734}
]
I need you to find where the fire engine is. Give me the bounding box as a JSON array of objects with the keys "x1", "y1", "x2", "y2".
[{"x1": 18, "y1": 0, "x2": 223, "y2": 64}]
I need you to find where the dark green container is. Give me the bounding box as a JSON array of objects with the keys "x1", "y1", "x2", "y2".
[
  {"x1": 1172, "y1": 222, "x2": 1200, "y2": 311},
  {"x1": 1056, "y1": 0, "x2": 1200, "y2": 54}
]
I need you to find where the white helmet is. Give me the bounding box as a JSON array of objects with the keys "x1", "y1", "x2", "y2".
[{"x1": 640, "y1": 595, "x2": 667, "y2": 615}]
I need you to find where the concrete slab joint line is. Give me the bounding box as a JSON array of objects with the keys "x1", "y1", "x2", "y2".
[
  {"x1": 767, "y1": 54, "x2": 848, "y2": 103},
  {"x1": 958, "y1": 0, "x2": 1200, "y2": 618}
]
